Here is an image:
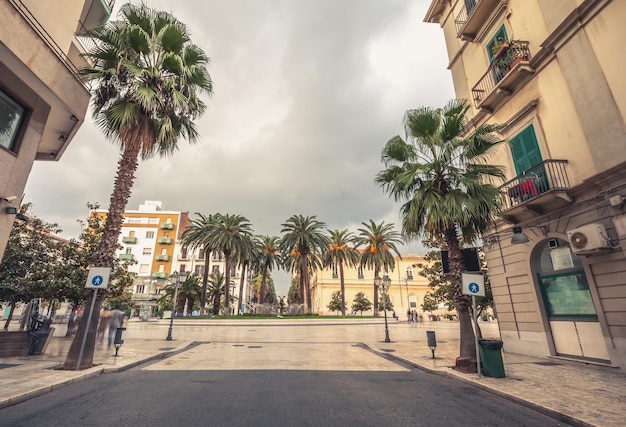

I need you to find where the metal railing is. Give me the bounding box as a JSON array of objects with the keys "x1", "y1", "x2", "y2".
[
  {"x1": 455, "y1": 0, "x2": 478, "y2": 34},
  {"x1": 472, "y1": 40, "x2": 531, "y2": 106},
  {"x1": 499, "y1": 160, "x2": 570, "y2": 210}
]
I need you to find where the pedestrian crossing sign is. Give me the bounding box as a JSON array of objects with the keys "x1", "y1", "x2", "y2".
[
  {"x1": 85, "y1": 267, "x2": 111, "y2": 289},
  {"x1": 462, "y1": 273, "x2": 485, "y2": 297}
]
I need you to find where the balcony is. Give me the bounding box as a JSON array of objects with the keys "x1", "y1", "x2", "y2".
[
  {"x1": 160, "y1": 223, "x2": 174, "y2": 230},
  {"x1": 152, "y1": 272, "x2": 167, "y2": 279},
  {"x1": 155, "y1": 254, "x2": 170, "y2": 262},
  {"x1": 499, "y1": 160, "x2": 573, "y2": 223},
  {"x1": 158, "y1": 237, "x2": 172, "y2": 245},
  {"x1": 119, "y1": 254, "x2": 134, "y2": 261},
  {"x1": 122, "y1": 236, "x2": 137, "y2": 244},
  {"x1": 455, "y1": 0, "x2": 501, "y2": 40},
  {"x1": 472, "y1": 41, "x2": 534, "y2": 111},
  {"x1": 78, "y1": 0, "x2": 115, "y2": 33}
]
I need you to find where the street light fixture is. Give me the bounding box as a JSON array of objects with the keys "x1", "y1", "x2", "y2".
[
  {"x1": 165, "y1": 271, "x2": 187, "y2": 341},
  {"x1": 375, "y1": 275, "x2": 392, "y2": 343}
]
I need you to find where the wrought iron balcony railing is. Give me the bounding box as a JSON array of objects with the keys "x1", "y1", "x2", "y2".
[
  {"x1": 472, "y1": 40, "x2": 531, "y2": 107},
  {"x1": 499, "y1": 160, "x2": 570, "y2": 210}
]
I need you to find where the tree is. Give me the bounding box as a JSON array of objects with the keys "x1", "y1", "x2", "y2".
[
  {"x1": 181, "y1": 213, "x2": 215, "y2": 315},
  {"x1": 378, "y1": 294, "x2": 394, "y2": 311},
  {"x1": 357, "y1": 220, "x2": 402, "y2": 316},
  {"x1": 234, "y1": 234, "x2": 256, "y2": 314},
  {"x1": 256, "y1": 236, "x2": 281, "y2": 305},
  {"x1": 279, "y1": 215, "x2": 328, "y2": 314},
  {"x1": 323, "y1": 229, "x2": 359, "y2": 316},
  {"x1": 206, "y1": 214, "x2": 253, "y2": 316},
  {"x1": 351, "y1": 292, "x2": 372, "y2": 315},
  {"x1": 376, "y1": 99, "x2": 505, "y2": 370},
  {"x1": 64, "y1": 3, "x2": 213, "y2": 369},
  {"x1": 327, "y1": 291, "x2": 345, "y2": 314},
  {"x1": 207, "y1": 272, "x2": 225, "y2": 315}
]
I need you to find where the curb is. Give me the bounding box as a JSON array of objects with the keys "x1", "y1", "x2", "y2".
[{"x1": 363, "y1": 344, "x2": 593, "y2": 427}]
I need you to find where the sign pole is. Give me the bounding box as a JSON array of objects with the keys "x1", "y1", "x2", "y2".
[
  {"x1": 473, "y1": 294, "x2": 481, "y2": 377},
  {"x1": 76, "y1": 288, "x2": 98, "y2": 371}
]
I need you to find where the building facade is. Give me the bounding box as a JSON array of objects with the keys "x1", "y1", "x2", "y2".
[
  {"x1": 310, "y1": 254, "x2": 434, "y2": 318},
  {"x1": 107, "y1": 201, "x2": 253, "y2": 317},
  {"x1": 0, "y1": 0, "x2": 113, "y2": 261},
  {"x1": 425, "y1": 0, "x2": 626, "y2": 371}
]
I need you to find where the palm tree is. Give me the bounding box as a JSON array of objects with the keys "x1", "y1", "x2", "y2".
[
  {"x1": 279, "y1": 215, "x2": 328, "y2": 314},
  {"x1": 375, "y1": 99, "x2": 505, "y2": 369},
  {"x1": 234, "y1": 234, "x2": 256, "y2": 315},
  {"x1": 158, "y1": 274, "x2": 201, "y2": 315},
  {"x1": 181, "y1": 213, "x2": 216, "y2": 315},
  {"x1": 207, "y1": 272, "x2": 226, "y2": 315},
  {"x1": 257, "y1": 236, "x2": 281, "y2": 305},
  {"x1": 323, "y1": 229, "x2": 359, "y2": 316},
  {"x1": 357, "y1": 220, "x2": 403, "y2": 316},
  {"x1": 206, "y1": 214, "x2": 253, "y2": 316},
  {"x1": 63, "y1": 3, "x2": 213, "y2": 370}
]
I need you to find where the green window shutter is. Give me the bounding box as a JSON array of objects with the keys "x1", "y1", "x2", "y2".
[
  {"x1": 511, "y1": 125, "x2": 543, "y2": 175},
  {"x1": 487, "y1": 25, "x2": 508, "y2": 62}
]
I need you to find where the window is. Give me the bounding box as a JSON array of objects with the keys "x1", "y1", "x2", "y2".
[
  {"x1": 179, "y1": 264, "x2": 186, "y2": 273},
  {"x1": 332, "y1": 264, "x2": 338, "y2": 279},
  {"x1": 357, "y1": 266, "x2": 364, "y2": 279},
  {"x1": 148, "y1": 218, "x2": 158, "y2": 224},
  {"x1": 129, "y1": 231, "x2": 135, "y2": 237},
  {"x1": 143, "y1": 248, "x2": 152, "y2": 255},
  {"x1": 139, "y1": 264, "x2": 149, "y2": 273},
  {"x1": 0, "y1": 89, "x2": 26, "y2": 151},
  {"x1": 125, "y1": 248, "x2": 132, "y2": 254},
  {"x1": 181, "y1": 247, "x2": 188, "y2": 259},
  {"x1": 198, "y1": 249, "x2": 204, "y2": 259},
  {"x1": 136, "y1": 285, "x2": 145, "y2": 294},
  {"x1": 195, "y1": 265, "x2": 204, "y2": 275},
  {"x1": 406, "y1": 269, "x2": 413, "y2": 280},
  {"x1": 161, "y1": 248, "x2": 167, "y2": 255},
  {"x1": 487, "y1": 25, "x2": 509, "y2": 63},
  {"x1": 158, "y1": 265, "x2": 165, "y2": 273},
  {"x1": 146, "y1": 231, "x2": 155, "y2": 239},
  {"x1": 212, "y1": 265, "x2": 220, "y2": 273}
]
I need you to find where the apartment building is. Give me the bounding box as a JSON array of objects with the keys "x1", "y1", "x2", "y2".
[
  {"x1": 107, "y1": 201, "x2": 253, "y2": 317},
  {"x1": 0, "y1": 0, "x2": 113, "y2": 261},
  {"x1": 310, "y1": 254, "x2": 433, "y2": 317},
  {"x1": 425, "y1": 0, "x2": 626, "y2": 371}
]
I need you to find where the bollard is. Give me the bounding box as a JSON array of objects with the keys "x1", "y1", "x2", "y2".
[
  {"x1": 114, "y1": 327, "x2": 126, "y2": 357},
  {"x1": 426, "y1": 330, "x2": 437, "y2": 359}
]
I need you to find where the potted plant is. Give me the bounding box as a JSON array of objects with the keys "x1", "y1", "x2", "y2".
[{"x1": 491, "y1": 37, "x2": 510, "y2": 59}]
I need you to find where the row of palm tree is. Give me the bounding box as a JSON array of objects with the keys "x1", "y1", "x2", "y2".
[{"x1": 181, "y1": 213, "x2": 405, "y2": 317}]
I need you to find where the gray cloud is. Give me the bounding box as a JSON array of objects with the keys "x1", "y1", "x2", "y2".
[{"x1": 24, "y1": 0, "x2": 455, "y2": 292}]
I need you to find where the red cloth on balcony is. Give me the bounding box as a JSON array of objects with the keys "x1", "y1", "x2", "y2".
[{"x1": 519, "y1": 179, "x2": 537, "y2": 197}]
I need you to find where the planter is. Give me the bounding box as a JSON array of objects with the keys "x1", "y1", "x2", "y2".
[{"x1": 493, "y1": 43, "x2": 509, "y2": 59}]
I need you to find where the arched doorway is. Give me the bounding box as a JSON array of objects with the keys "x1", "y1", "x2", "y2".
[{"x1": 533, "y1": 238, "x2": 610, "y2": 362}]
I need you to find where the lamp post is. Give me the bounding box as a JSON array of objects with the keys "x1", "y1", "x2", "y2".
[
  {"x1": 404, "y1": 277, "x2": 412, "y2": 313},
  {"x1": 375, "y1": 275, "x2": 392, "y2": 343},
  {"x1": 165, "y1": 271, "x2": 187, "y2": 341}
]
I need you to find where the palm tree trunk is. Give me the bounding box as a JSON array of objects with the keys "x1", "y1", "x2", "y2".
[
  {"x1": 63, "y1": 143, "x2": 140, "y2": 370},
  {"x1": 444, "y1": 226, "x2": 477, "y2": 369},
  {"x1": 260, "y1": 268, "x2": 268, "y2": 304},
  {"x1": 339, "y1": 262, "x2": 346, "y2": 316},
  {"x1": 200, "y1": 249, "x2": 211, "y2": 315},
  {"x1": 238, "y1": 262, "x2": 247, "y2": 314},
  {"x1": 224, "y1": 254, "x2": 231, "y2": 316}
]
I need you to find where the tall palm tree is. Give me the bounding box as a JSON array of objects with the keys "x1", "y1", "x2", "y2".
[
  {"x1": 206, "y1": 214, "x2": 253, "y2": 316},
  {"x1": 234, "y1": 234, "x2": 256, "y2": 314},
  {"x1": 63, "y1": 3, "x2": 213, "y2": 370},
  {"x1": 323, "y1": 229, "x2": 359, "y2": 316},
  {"x1": 158, "y1": 274, "x2": 201, "y2": 315},
  {"x1": 376, "y1": 99, "x2": 505, "y2": 368},
  {"x1": 207, "y1": 272, "x2": 226, "y2": 315},
  {"x1": 257, "y1": 235, "x2": 281, "y2": 305},
  {"x1": 181, "y1": 213, "x2": 216, "y2": 315},
  {"x1": 279, "y1": 215, "x2": 328, "y2": 314},
  {"x1": 357, "y1": 220, "x2": 403, "y2": 316}
]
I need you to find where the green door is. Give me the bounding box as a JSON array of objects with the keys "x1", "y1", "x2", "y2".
[{"x1": 511, "y1": 125, "x2": 548, "y2": 193}]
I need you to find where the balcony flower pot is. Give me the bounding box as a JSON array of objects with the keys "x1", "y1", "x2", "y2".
[{"x1": 493, "y1": 42, "x2": 510, "y2": 59}]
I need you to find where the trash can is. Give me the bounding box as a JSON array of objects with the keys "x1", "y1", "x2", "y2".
[{"x1": 478, "y1": 339, "x2": 505, "y2": 378}]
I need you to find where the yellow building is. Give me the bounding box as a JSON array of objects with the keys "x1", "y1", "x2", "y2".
[
  {"x1": 425, "y1": 0, "x2": 626, "y2": 371},
  {"x1": 311, "y1": 254, "x2": 432, "y2": 317},
  {"x1": 0, "y1": 0, "x2": 113, "y2": 261}
]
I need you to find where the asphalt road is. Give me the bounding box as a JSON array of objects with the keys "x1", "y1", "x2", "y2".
[{"x1": 0, "y1": 342, "x2": 571, "y2": 427}]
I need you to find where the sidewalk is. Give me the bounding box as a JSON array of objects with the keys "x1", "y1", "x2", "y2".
[{"x1": 0, "y1": 319, "x2": 624, "y2": 427}]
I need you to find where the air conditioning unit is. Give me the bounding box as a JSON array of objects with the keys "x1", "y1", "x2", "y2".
[{"x1": 566, "y1": 223, "x2": 610, "y2": 254}]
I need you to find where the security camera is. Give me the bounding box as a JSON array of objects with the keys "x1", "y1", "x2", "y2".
[{"x1": 1, "y1": 195, "x2": 17, "y2": 203}]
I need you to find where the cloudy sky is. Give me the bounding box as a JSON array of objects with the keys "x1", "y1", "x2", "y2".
[{"x1": 24, "y1": 0, "x2": 454, "y2": 293}]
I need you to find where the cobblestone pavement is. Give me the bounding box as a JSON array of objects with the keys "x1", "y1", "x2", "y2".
[{"x1": 0, "y1": 318, "x2": 624, "y2": 426}]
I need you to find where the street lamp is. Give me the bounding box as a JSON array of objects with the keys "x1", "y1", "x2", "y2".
[
  {"x1": 404, "y1": 277, "x2": 412, "y2": 313},
  {"x1": 375, "y1": 275, "x2": 392, "y2": 343},
  {"x1": 165, "y1": 271, "x2": 187, "y2": 341}
]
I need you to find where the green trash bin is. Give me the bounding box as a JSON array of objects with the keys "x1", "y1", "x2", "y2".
[{"x1": 478, "y1": 339, "x2": 505, "y2": 378}]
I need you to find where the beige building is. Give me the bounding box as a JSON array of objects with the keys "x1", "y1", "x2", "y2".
[
  {"x1": 425, "y1": 0, "x2": 626, "y2": 371},
  {"x1": 311, "y1": 254, "x2": 432, "y2": 317},
  {"x1": 0, "y1": 0, "x2": 113, "y2": 261}
]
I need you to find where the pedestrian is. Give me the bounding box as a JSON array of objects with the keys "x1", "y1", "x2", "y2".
[
  {"x1": 418, "y1": 314, "x2": 424, "y2": 327},
  {"x1": 108, "y1": 306, "x2": 125, "y2": 348},
  {"x1": 97, "y1": 307, "x2": 112, "y2": 345},
  {"x1": 407, "y1": 309, "x2": 412, "y2": 323}
]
